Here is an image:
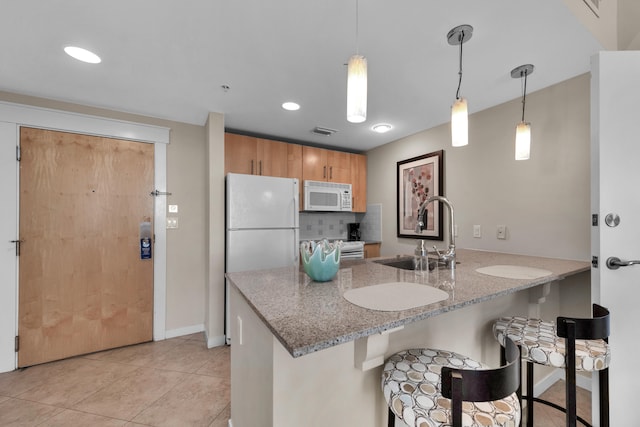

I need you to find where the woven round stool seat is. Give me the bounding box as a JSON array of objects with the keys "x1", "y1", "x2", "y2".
[
  {"x1": 382, "y1": 348, "x2": 520, "y2": 427},
  {"x1": 493, "y1": 316, "x2": 610, "y2": 371}
]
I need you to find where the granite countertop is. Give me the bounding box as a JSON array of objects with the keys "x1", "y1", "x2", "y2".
[{"x1": 225, "y1": 248, "x2": 589, "y2": 358}]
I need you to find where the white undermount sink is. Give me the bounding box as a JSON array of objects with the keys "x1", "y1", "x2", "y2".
[{"x1": 475, "y1": 265, "x2": 553, "y2": 279}]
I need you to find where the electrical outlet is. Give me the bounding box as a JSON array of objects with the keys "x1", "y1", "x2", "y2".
[
  {"x1": 473, "y1": 225, "x2": 481, "y2": 238},
  {"x1": 167, "y1": 217, "x2": 179, "y2": 229},
  {"x1": 497, "y1": 225, "x2": 507, "y2": 240}
]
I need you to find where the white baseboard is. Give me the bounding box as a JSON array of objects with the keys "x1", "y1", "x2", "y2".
[
  {"x1": 165, "y1": 324, "x2": 204, "y2": 339},
  {"x1": 205, "y1": 331, "x2": 227, "y2": 349},
  {"x1": 533, "y1": 368, "x2": 592, "y2": 397}
]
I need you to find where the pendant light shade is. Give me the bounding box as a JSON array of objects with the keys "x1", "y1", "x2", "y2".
[
  {"x1": 515, "y1": 121, "x2": 531, "y2": 160},
  {"x1": 511, "y1": 64, "x2": 534, "y2": 161},
  {"x1": 347, "y1": 54, "x2": 367, "y2": 123},
  {"x1": 346, "y1": 0, "x2": 367, "y2": 124},
  {"x1": 451, "y1": 97, "x2": 468, "y2": 147},
  {"x1": 447, "y1": 25, "x2": 473, "y2": 147}
]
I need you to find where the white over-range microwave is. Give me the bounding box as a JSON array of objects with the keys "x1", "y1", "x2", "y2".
[{"x1": 303, "y1": 180, "x2": 352, "y2": 211}]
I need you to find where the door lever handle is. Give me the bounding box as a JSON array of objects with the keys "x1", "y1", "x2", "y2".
[{"x1": 606, "y1": 256, "x2": 640, "y2": 270}]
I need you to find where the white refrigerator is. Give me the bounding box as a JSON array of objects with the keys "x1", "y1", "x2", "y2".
[{"x1": 225, "y1": 173, "x2": 299, "y2": 344}]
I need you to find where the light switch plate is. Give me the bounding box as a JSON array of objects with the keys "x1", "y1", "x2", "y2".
[
  {"x1": 168, "y1": 204, "x2": 178, "y2": 213},
  {"x1": 473, "y1": 225, "x2": 481, "y2": 238},
  {"x1": 497, "y1": 225, "x2": 507, "y2": 240},
  {"x1": 167, "y1": 217, "x2": 179, "y2": 229}
]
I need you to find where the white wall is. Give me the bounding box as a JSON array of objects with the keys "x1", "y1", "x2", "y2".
[{"x1": 367, "y1": 73, "x2": 591, "y2": 262}]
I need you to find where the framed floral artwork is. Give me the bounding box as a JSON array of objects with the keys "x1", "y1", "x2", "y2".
[{"x1": 396, "y1": 150, "x2": 444, "y2": 239}]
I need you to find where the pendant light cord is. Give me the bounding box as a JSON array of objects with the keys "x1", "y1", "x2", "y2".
[
  {"x1": 355, "y1": 0, "x2": 360, "y2": 54},
  {"x1": 455, "y1": 30, "x2": 465, "y2": 100},
  {"x1": 521, "y1": 70, "x2": 528, "y2": 122}
]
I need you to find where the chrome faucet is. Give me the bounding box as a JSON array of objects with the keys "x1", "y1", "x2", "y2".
[{"x1": 415, "y1": 195, "x2": 456, "y2": 269}]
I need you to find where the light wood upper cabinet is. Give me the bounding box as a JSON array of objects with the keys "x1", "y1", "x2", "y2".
[
  {"x1": 225, "y1": 133, "x2": 257, "y2": 175},
  {"x1": 327, "y1": 150, "x2": 351, "y2": 183},
  {"x1": 302, "y1": 146, "x2": 351, "y2": 183},
  {"x1": 257, "y1": 138, "x2": 288, "y2": 177},
  {"x1": 225, "y1": 133, "x2": 367, "y2": 213},
  {"x1": 350, "y1": 153, "x2": 367, "y2": 212},
  {"x1": 301, "y1": 146, "x2": 328, "y2": 182},
  {"x1": 224, "y1": 133, "x2": 288, "y2": 177}
]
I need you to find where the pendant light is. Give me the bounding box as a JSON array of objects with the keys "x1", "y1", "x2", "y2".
[
  {"x1": 447, "y1": 25, "x2": 473, "y2": 147},
  {"x1": 511, "y1": 64, "x2": 534, "y2": 160},
  {"x1": 347, "y1": 0, "x2": 367, "y2": 123}
]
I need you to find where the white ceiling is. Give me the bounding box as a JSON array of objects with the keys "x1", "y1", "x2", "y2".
[{"x1": 0, "y1": 1, "x2": 604, "y2": 152}]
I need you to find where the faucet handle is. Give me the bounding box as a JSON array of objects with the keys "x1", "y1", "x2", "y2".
[{"x1": 432, "y1": 245, "x2": 442, "y2": 258}]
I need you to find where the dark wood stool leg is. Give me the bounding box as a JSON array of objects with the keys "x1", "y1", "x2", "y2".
[
  {"x1": 388, "y1": 407, "x2": 394, "y2": 427},
  {"x1": 526, "y1": 361, "x2": 534, "y2": 427},
  {"x1": 566, "y1": 321, "x2": 577, "y2": 427},
  {"x1": 600, "y1": 368, "x2": 609, "y2": 427}
]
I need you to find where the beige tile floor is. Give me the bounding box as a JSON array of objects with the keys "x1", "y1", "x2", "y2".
[
  {"x1": 0, "y1": 332, "x2": 593, "y2": 427},
  {"x1": 0, "y1": 333, "x2": 230, "y2": 427},
  {"x1": 528, "y1": 379, "x2": 592, "y2": 427}
]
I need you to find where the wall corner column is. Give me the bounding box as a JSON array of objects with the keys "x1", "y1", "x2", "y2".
[{"x1": 205, "y1": 112, "x2": 225, "y2": 348}]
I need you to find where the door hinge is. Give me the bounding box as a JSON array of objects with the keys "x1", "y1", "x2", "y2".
[
  {"x1": 592, "y1": 214, "x2": 598, "y2": 226},
  {"x1": 592, "y1": 256, "x2": 598, "y2": 269},
  {"x1": 14, "y1": 336, "x2": 19, "y2": 352},
  {"x1": 10, "y1": 240, "x2": 22, "y2": 256},
  {"x1": 16, "y1": 146, "x2": 21, "y2": 162}
]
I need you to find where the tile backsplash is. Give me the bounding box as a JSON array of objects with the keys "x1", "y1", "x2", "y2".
[
  {"x1": 299, "y1": 204, "x2": 382, "y2": 242},
  {"x1": 299, "y1": 212, "x2": 356, "y2": 240},
  {"x1": 360, "y1": 204, "x2": 382, "y2": 242}
]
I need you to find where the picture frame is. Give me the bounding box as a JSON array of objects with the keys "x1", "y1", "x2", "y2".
[{"x1": 396, "y1": 150, "x2": 444, "y2": 240}]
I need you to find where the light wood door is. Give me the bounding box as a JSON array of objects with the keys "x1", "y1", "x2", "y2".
[{"x1": 18, "y1": 127, "x2": 154, "y2": 367}]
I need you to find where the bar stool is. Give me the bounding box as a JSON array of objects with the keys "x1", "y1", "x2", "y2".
[
  {"x1": 493, "y1": 304, "x2": 610, "y2": 427},
  {"x1": 381, "y1": 337, "x2": 521, "y2": 427}
]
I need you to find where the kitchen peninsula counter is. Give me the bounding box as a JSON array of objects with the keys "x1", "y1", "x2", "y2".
[
  {"x1": 226, "y1": 248, "x2": 589, "y2": 358},
  {"x1": 226, "y1": 248, "x2": 590, "y2": 427}
]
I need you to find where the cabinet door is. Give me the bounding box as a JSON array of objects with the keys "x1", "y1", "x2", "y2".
[
  {"x1": 327, "y1": 150, "x2": 351, "y2": 183},
  {"x1": 225, "y1": 133, "x2": 258, "y2": 175},
  {"x1": 287, "y1": 144, "x2": 303, "y2": 210},
  {"x1": 350, "y1": 153, "x2": 367, "y2": 212},
  {"x1": 302, "y1": 146, "x2": 328, "y2": 181},
  {"x1": 364, "y1": 243, "x2": 380, "y2": 258},
  {"x1": 258, "y1": 138, "x2": 288, "y2": 177}
]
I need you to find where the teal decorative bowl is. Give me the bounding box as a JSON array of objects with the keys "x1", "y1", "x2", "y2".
[{"x1": 300, "y1": 239, "x2": 342, "y2": 282}]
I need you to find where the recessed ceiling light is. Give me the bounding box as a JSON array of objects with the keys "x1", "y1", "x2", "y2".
[
  {"x1": 372, "y1": 123, "x2": 392, "y2": 133},
  {"x1": 64, "y1": 46, "x2": 101, "y2": 64},
  {"x1": 282, "y1": 102, "x2": 300, "y2": 111}
]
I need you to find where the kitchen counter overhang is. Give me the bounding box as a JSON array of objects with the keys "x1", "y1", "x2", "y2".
[{"x1": 225, "y1": 248, "x2": 589, "y2": 359}]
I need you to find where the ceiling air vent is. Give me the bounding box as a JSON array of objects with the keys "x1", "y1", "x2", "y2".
[{"x1": 312, "y1": 126, "x2": 338, "y2": 136}]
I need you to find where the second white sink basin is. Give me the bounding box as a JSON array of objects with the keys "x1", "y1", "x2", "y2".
[
  {"x1": 475, "y1": 265, "x2": 552, "y2": 279},
  {"x1": 343, "y1": 282, "x2": 449, "y2": 311}
]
